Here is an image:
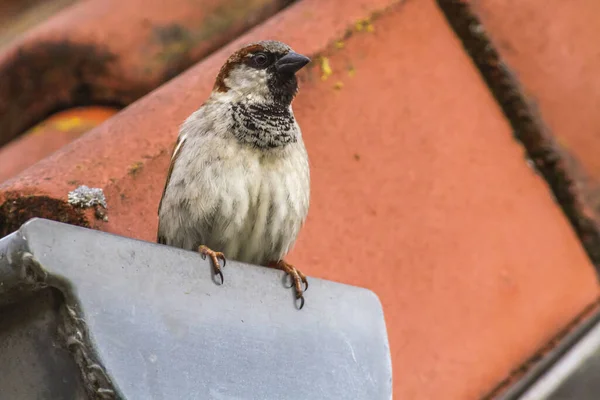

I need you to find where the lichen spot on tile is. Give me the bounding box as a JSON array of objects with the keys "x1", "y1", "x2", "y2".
[
  {"x1": 320, "y1": 56, "x2": 332, "y2": 81},
  {"x1": 68, "y1": 185, "x2": 107, "y2": 209},
  {"x1": 355, "y1": 18, "x2": 374, "y2": 33}
]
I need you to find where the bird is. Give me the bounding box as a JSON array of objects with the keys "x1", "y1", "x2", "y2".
[{"x1": 157, "y1": 40, "x2": 311, "y2": 309}]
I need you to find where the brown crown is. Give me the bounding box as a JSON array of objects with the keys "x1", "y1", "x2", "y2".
[{"x1": 213, "y1": 44, "x2": 265, "y2": 93}]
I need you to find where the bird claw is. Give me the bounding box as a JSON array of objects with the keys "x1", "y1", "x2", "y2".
[
  {"x1": 215, "y1": 270, "x2": 224, "y2": 285},
  {"x1": 198, "y1": 245, "x2": 226, "y2": 285},
  {"x1": 285, "y1": 275, "x2": 308, "y2": 292},
  {"x1": 284, "y1": 276, "x2": 294, "y2": 289},
  {"x1": 271, "y1": 260, "x2": 309, "y2": 310}
]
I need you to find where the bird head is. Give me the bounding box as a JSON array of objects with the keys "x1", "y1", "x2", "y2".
[{"x1": 213, "y1": 40, "x2": 310, "y2": 106}]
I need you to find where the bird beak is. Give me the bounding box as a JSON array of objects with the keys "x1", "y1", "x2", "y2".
[{"x1": 276, "y1": 52, "x2": 310, "y2": 75}]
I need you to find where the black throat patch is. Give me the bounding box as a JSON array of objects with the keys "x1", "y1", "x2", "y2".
[
  {"x1": 267, "y1": 73, "x2": 298, "y2": 105},
  {"x1": 230, "y1": 102, "x2": 298, "y2": 149}
]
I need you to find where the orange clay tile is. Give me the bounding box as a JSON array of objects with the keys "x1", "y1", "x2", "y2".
[
  {"x1": 0, "y1": 0, "x2": 294, "y2": 149},
  {"x1": 0, "y1": 0, "x2": 77, "y2": 49},
  {"x1": 454, "y1": 0, "x2": 600, "y2": 245},
  {"x1": 461, "y1": 0, "x2": 600, "y2": 180},
  {"x1": 0, "y1": 0, "x2": 598, "y2": 398},
  {"x1": 0, "y1": 106, "x2": 117, "y2": 183}
]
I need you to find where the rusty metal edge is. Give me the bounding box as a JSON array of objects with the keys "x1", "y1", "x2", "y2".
[
  {"x1": 515, "y1": 314, "x2": 600, "y2": 399},
  {"x1": 494, "y1": 301, "x2": 600, "y2": 399}
]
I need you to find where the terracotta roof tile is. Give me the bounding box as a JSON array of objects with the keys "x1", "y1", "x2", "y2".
[
  {"x1": 439, "y1": 0, "x2": 600, "y2": 266},
  {"x1": 0, "y1": 0, "x2": 294, "y2": 149}
]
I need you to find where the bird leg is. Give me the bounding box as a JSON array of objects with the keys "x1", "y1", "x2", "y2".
[
  {"x1": 198, "y1": 245, "x2": 226, "y2": 285},
  {"x1": 268, "y1": 260, "x2": 309, "y2": 310}
]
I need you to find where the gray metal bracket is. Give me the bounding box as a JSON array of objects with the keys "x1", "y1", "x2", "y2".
[{"x1": 0, "y1": 218, "x2": 392, "y2": 400}]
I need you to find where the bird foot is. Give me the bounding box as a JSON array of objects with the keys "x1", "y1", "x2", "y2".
[
  {"x1": 198, "y1": 245, "x2": 226, "y2": 285},
  {"x1": 268, "y1": 260, "x2": 308, "y2": 310}
]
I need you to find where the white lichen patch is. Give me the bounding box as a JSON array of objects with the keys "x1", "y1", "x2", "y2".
[{"x1": 68, "y1": 185, "x2": 107, "y2": 209}]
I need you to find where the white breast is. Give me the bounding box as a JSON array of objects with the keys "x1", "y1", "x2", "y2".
[
  {"x1": 212, "y1": 140, "x2": 310, "y2": 265},
  {"x1": 159, "y1": 134, "x2": 310, "y2": 266}
]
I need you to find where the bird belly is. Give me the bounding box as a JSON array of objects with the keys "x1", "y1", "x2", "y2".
[
  {"x1": 213, "y1": 160, "x2": 307, "y2": 265},
  {"x1": 158, "y1": 139, "x2": 309, "y2": 266}
]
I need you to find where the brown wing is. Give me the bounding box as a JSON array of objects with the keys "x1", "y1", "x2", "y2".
[{"x1": 157, "y1": 134, "x2": 186, "y2": 243}]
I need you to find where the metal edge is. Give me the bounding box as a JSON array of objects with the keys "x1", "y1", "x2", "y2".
[
  {"x1": 519, "y1": 317, "x2": 600, "y2": 399},
  {"x1": 1, "y1": 219, "x2": 125, "y2": 399},
  {"x1": 499, "y1": 308, "x2": 600, "y2": 400}
]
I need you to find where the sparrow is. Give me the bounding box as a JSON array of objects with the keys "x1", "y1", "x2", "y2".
[{"x1": 157, "y1": 40, "x2": 311, "y2": 309}]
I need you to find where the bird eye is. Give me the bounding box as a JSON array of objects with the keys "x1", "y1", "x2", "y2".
[{"x1": 252, "y1": 53, "x2": 269, "y2": 67}]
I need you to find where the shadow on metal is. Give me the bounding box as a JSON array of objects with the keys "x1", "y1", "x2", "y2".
[{"x1": 0, "y1": 218, "x2": 392, "y2": 399}]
